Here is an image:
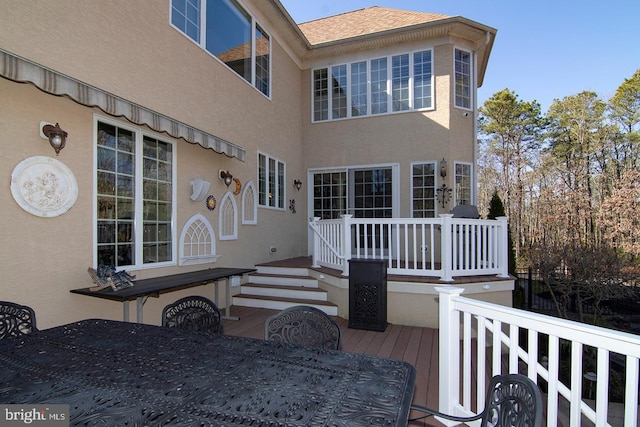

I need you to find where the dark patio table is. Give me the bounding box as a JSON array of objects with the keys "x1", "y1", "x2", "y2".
[
  {"x1": 70, "y1": 267, "x2": 256, "y2": 323},
  {"x1": 0, "y1": 319, "x2": 415, "y2": 426}
]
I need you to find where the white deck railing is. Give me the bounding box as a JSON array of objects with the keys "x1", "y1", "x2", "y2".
[
  {"x1": 438, "y1": 287, "x2": 640, "y2": 427},
  {"x1": 309, "y1": 214, "x2": 510, "y2": 280}
]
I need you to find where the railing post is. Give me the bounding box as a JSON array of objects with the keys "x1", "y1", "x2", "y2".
[
  {"x1": 439, "y1": 214, "x2": 454, "y2": 282},
  {"x1": 436, "y1": 286, "x2": 464, "y2": 421},
  {"x1": 341, "y1": 215, "x2": 352, "y2": 276},
  {"x1": 310, "y1": 217, "x2": 320, "y2": 268},
  {"x1": 496, "y1": 216, "x2": 509, "y2": 278}
]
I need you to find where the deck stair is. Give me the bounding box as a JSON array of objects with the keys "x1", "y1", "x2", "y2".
[{"x1": 232, "y1": 264, "x2": 338, "y2": 316}]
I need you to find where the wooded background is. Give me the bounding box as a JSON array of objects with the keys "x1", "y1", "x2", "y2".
[{"x1": 477, "y1": 69, "x2": 639, "y2": 323}]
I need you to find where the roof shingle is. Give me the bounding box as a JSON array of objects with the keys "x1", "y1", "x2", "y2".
[{"x1": 298, "y1": 6, "x2": 451, "y2": 45}]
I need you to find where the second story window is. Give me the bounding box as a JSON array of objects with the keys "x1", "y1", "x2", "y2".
[
  {"x1": 313, "y1": 49, "x2": 433, "y2": 122},
  {"x1": 171, "y1": 0, "x2": 271, "y2": 97},
  {"x1": 454, "y1": 48, "x2": 472, "y2": 109}
]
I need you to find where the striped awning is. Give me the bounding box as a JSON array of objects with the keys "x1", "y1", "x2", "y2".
[{"x1": 0, "y1": 48, "x2": 245, "y2": 161}]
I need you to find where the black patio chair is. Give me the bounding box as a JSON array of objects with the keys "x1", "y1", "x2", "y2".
[
  {"x1": 161, "y1": 296, "x2": 223, "y2": 334},
  {"x1": 409, "y1": 373, "x2": 542, "y2": 426},
  {"x1": 0, "y1": 301, "x2": 38, "y2": 339},
  {"x1": 265, "y1": 305, "x2": 341, "y2": 350}
]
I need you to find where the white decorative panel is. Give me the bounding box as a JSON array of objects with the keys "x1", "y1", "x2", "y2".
[
  {"x1": 219, "y1": 192, "x2": 238, "y2": 240},
  {"x1": 179, "y1": 213, "x2": 219, "y2": 265},
  {"x1": 241, "y1": 181, "x2": 257, "y2": 225}
]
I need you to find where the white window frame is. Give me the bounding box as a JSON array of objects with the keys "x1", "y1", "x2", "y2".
[
  {"x1": 258, "y1": 152, "x2": 285, "y2": 210},
  {"x1": 93, "y1": 115, "x2": 177, "y2": 270},
  {"x1": 169, "y1": 0, "x2": 271, "y2": 98},
  {"x1": 454, "y1": 161, "x2": 473, "y2": 206},
  {"x1": 410, "y1": 161, "x2": 437, "y2": 218},
  {"x1": 311, "y1": 48, "x2": 434, "y2": 122},
  {"x1": 454, "y1": 47, "x2": 473, "y2": 110}
]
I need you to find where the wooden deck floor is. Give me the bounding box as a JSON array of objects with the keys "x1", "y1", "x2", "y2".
[{"x1": 224, "y1": 305, "x2": 446, "y2": 426}]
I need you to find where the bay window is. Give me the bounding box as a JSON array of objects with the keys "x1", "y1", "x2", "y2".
[{"x1": 313, "y1": 49, "x2": 433, "y2": 121}]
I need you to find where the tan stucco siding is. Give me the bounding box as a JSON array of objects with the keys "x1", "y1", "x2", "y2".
[{"x1": 0, "y1": 1, "x2": 308, "y2": 328}]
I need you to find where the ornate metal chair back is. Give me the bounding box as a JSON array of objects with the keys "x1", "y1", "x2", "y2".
[
  {"x1": 162, "y1": 296, "x2": 223, "y2": 334},
  {"x1": 480, "y1": 374, "x2": 542, "y2": 426},
  {"x1": 0, "y1": 301, "x2": 38, "y2": 339},
  {"x1": 410, "y1": 373, "x2": 542, "y2": 426},
  {"x1": 265, "y1": 305, "x2": 341, "y2": 350}
]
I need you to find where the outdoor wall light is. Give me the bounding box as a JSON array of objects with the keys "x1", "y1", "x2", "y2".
[
  {"x1": 439, "y1": 158, "x2": 447, "y2": 178},
  {"x1": 190, "y1": 178, "x2": 211, "y2": 201},
  {"x1": 293, "y1": 179, "x2": 302, "y2": 191},
  {"x1": 41, "y1": 122, "x2": 68, "y2": 155},
  {"x1": 219, "y1": 170, "x2": 233, "y2": 187}
]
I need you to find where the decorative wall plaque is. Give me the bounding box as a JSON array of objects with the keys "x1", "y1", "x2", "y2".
[{"x1": 10, "y1": 156, "x2": 78, "y2": 217}]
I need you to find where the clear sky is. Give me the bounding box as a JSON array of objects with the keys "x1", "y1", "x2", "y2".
[{"x1": 279, "y1": 0, "x2": 639, "y2": 113}]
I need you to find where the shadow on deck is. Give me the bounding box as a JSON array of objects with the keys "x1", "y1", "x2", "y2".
[{"x1": 225, "y1": 305, "x2": 446, "y2": 426}]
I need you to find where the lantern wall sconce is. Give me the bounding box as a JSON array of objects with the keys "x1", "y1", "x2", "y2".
[
  {"x1": 439, "y1": 158, "x2": 447, "y2": 178},
  {"x1": 40, "y1": 122, "x2": 68, "y2": 156},
  {"x1": 293, "y1": 179, "x2": 302, "y2": 191},
  {"x1": 219, "y1": 170, "x2": 233, "y2": 187}
]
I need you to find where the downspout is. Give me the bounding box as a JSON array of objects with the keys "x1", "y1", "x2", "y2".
[{"x1": 472, "y1": 31, "x2": 491, "y2": 206}]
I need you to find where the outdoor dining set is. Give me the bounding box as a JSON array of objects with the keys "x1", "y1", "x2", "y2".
[{"x1": 0, "y1": 270, "x2": 542, "y2": 426}]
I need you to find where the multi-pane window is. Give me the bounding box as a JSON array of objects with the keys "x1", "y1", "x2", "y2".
[
  {"x1": 455, "y1": 162, "x2": 472, "y2": 206},
  {"x1": 412, "y1": 162, "x2": 436, "y2": 218},
  {"x1": 353, "y1": 169, "x2": 393, "y2": 218},
  {"x1": 96, "y1": 120, "x2": 174, "y2": 268},
  {"x1": 171, "y1": 0, "x2": 200, "y2": 42},
  {"x1": 171, "y1": 0, "x2": 271, "y2": 96},
  {"x1": 331, "y1": 65, "x2": 347, "y2": 119},
  {"x1": 258, "y1": 152, "x2": 285, "y2": 209},
  {"x1": 413, "y1": 50, "x2": 432, "y2": 109},
  {"x1": 313, "y1": 49, "x2": 433, "y2": 121},
  {"x1": 313, "y1": 172, "x2": 346, "y2": 220},
  {"x1": 350, "y1": 61, "x2": 367, "y2": 117},
  {"x1": 313, "y1": 69, "x2": 328, "y2": 121},
  {"x1": 255, "y1": 24, "x2": 270, "y2": 96},
  {"x1": 454, "y1": 48, "x2": 472, "y2": 109},
  {"x1": 392, "y1": 54, "x2": 410, "y2": 112},
  {"x1": 370, "y1": 57, "x2": 388, "y2": 115}
]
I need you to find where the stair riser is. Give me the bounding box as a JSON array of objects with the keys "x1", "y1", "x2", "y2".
[
  {"x1": 256, "y1": 266, "x2": 309, "y2": 277},
  {"x1": 250, "y1": 275, "x2": 318, "y2": 288},
  {"x1": 232, "y1": 297, "x2": 338, "y2": 316},
  {"x1": 241, "y1": 286, "x2": 327, "y2": 301}
]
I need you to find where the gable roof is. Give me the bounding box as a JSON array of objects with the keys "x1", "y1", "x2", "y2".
[{"x1": 298, "y1": 6, "x2": 451, "y2": 45}]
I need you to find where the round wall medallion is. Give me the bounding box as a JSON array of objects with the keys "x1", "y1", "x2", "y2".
[{"x1": 10, "y1": 156, "x2": 79, "y2": 217}]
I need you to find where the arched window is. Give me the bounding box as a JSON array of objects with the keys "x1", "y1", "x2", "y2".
[
  {"x1": 219, "y1": 192, "x2": 238, "y2": 240},
  {"x1": 178, "y1": 213, "x2": 219, "y2": 266},
  {"x1": 242, "y1": 181, "x2": 257, "y2": 225}
]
